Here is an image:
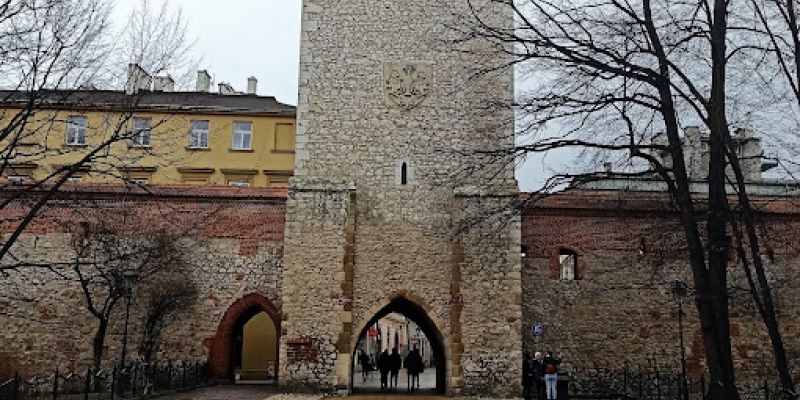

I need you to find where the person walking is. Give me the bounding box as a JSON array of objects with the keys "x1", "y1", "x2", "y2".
[
  {"x1": 404, "y1": 347, "x2": 423, "y2": 392},
  {"x1": 377, "y1": 349, "x2": 390, "y2": 391},
  {"x1": 389, "y1": 348, "x2": 402, "y2": 390},
  {"x1": 359, "y1": 350, "x2": 371, "y2": 382},
  {"x1": 543, "y1": 352, "x2": 562, "y2": 400}
]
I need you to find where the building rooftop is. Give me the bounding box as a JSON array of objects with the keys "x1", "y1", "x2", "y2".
[{"x1": 0, "y1": 89, "x2": 296, "y2": 116}]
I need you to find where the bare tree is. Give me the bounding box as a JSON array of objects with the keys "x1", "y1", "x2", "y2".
[
  {"x1": 461, "y1": 0, "x2": 798, "y2": 398},
  {"x1": 69, "y1": 210, "x2": 189, "y2": 374},
  {"x1": 0, "y1": 0, "x2": 199, "y2": 266},
  {"x1": 138, "y1": 274, "x2": 197, "y2": 365}
]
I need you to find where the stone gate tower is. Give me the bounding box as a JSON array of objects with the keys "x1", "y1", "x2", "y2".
[{"x1": 279, "y1": 1, "x2": 522, "y2": 396}]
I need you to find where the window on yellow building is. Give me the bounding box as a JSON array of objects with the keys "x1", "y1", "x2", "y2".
[
  {"x1": 131, "y1": 118, "x2": 151, "y2": 147},
  {"x1": 228, "y1": 179, "x2": 251, "y2": 187},
  {"x1": 119, "y1": 166, "x2": 155, "y2": 185},
  {"x1": 2, "y1": 163, "x2": 36, "y2": 184},
  {"x1": 129, "y1": 177, "x2": 149, "y2": 185},
  {"x1": 274, "y1": 123, "x2": 294, "y2": 152},
  {"x1": 66, "y1": 116, "x2": 87, "y2": 145},
  {"x1": 232, "y1": 122, "x2": 252, "y2": 150},
  {"x1": 178, "y1": 167, "x2": 214, "y2": 185},
  {"x1": 189, "y1": 120, "x2": 209, "y2": 148},
  {"x1": 7, "y1": 175, "x2": 30, "y2": 184}
]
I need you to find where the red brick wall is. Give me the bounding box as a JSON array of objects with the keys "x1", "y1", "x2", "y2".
[
  {"x1": 0, "y1": 185, "x2": 287, "y2": 253},
  {"x1": 0, "y1": 185, "x2": 288, "y2": 377},
  {"x1": 521, "y1": 190, "x2": 800, "y2": 381}
]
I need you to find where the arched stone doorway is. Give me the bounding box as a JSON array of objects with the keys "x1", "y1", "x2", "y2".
[
  {"x1": 208, "y1": 293, "x2": 281, "y2": 382},
  {"x1": 350, "y1": 296, "x2": 446, "y2": 394}
]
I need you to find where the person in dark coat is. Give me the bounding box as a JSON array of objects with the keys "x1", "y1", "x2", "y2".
[
  {"x1": 377, "y1": 350, "x2": 390, "y2": 391},
  {"x1": 358, "y1": 350, "x2": 371, "y2": 382},
  {"x1": 404, "y1": 347, "x2": 424, "y2": 392},
  {"x1": 523, "y1": 353, "x2": 534, "y2": 399},
  {"x1": 389, "y1": 348, "x2": 402, "y2": 389},
  {"x1": 533, "y1": 351, "x2": 546, "y2": 400}
]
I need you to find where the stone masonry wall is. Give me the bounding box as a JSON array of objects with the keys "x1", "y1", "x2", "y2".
[
  {"x1": 0, "y1": 187, "x2": 286, "y2": 379},
  {"x1": 521, "y1": 190, "x2": 800, "y2": 383},
  {"x1": 283, "y1": 0, "x2": 520, "y2": 396}
]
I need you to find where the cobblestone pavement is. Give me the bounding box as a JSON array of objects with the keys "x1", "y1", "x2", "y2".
[{"x1": 156, "y1": 384, "x2": 278, "y2": 400}]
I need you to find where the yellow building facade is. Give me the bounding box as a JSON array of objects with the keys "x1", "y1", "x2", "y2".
[{"x1": 0, "y1": 89, "x2": 296, "y2": 187}]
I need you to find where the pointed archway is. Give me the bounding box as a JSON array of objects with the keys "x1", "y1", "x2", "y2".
[
  {"x1": 350, "y1": 296, "x2": 446, "y2": 394},
  {"x1": 208, "y1": 293, "x2": 281, "y2": 381}
]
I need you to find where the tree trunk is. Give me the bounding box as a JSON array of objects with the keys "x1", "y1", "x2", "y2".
[
  {"x1": 702, "y1": 0, "x2": 740, "y2": 397},
  {"x1": 725, "y1": 135, "x2": 797, "y2": 398},
  {"x1": 92, "y1": 318, "x2": 108, "y2": 392}
]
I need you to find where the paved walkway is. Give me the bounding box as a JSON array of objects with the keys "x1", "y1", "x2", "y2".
[
  {"x1": 352, "y1": 369, "x2": 437, "y2": 393},
  {"x1": 156, "y1": 384, "x2": 277, "y2": 400}
]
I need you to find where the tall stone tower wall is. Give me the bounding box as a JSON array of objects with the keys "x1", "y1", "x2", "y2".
[{"x1": 280, "y1": 1, "x2": 521, "y2": 396}]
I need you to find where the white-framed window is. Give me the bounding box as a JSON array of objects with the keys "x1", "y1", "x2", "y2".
[
  {"x1": 7, "y1": 175, "x2": 29, "y2": 184},
  {"x1": 228, "y1": 179, "x2": 251, "y2": 187},
  {"x1": 66, "y1": 116, "x2": 87, "y2": 145},
  {"x1": 189, "y1": 120, "x2": 209, "y2": 148},
  {"x1": 66, "y1": 176, "x2": 82, "y2": 184},
  {"x1": 131, "y1": 118, "x2": 151, "y2": 147},
  {"x1": 129, "y1": 177, "x2": 149, "y2": 185},
  {"x1": 232, "y1": 121, "x2": 252, "y2": 150}
]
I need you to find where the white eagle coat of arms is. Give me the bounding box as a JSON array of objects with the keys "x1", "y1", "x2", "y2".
[{"x1": 383, "y1": 63, "x2": 433, "y2": 111}]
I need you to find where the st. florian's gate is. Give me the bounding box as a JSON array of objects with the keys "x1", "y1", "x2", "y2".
[{"x1": 276, "y1": 1, "x2": 522, "y2": 396}]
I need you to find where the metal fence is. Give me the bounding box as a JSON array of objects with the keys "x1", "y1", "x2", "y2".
[
  {"x1": 0, "y1": 361, "x2": 209, "y2": 400},
  {"x1": 569, "y1": 367, "x2": 791, "y2": 400}
]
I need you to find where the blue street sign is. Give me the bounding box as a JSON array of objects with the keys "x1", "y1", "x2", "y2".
[{"x1": 532, "y1": 323, "x2": 543, "y2": 337}]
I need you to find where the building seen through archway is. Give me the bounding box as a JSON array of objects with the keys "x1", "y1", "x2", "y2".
[
  {"x1": 208, "y1": 293, "x2": 281, "y2": 384},
  {"x1": 351, "y1": 298, "x2": 444, "y2": 394},
  {"x1": 235, "y1": 312, "x2": 278, "y2": 382}
]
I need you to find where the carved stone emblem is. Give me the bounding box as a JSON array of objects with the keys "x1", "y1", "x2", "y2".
[{"x1": 383, "y1": 63, "x2": 432, "y2": 111}]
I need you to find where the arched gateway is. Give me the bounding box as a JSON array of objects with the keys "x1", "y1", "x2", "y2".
[
  {"x1": 278, "y1": 1, "x2": 522, "y2": 396},
  {"x1": 350, "y1": 296, "x2": 447, "y2": 394},
  {"x1": 208, "y1": 293, "x2": 281, "y2": 382}
]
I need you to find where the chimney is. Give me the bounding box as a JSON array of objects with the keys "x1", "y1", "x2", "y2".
[
  {"x1": 196, "y1": 70, "x2": 212, "y2": 92},
  {"x1": 247, "y1": 76, "x2": 258, "y2": 95},
  {"x1": 736, "y1": 112, "x2": 754, "y2": 138},
  {"x1": 153, "y1": 76, "x2": 174, "y2": 92},
  {"x1": 218, "y1": 82, "x2": 236, "y2": 95},
  {"x1": 126, "y1": 63, "x2": 152, "y2": 95},
  {"x1": 603, "y1": 162, "x2": 613, "y2": 173}
]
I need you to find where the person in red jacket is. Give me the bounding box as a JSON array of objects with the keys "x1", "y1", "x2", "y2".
[{"x1": 543, "y1": 352, "x2": 562, "y2": 400}]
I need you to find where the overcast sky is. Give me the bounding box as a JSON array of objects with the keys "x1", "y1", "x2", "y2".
[
  {"x1": 113, "y1": 0, "x2": 303, "y2": 105},
  {"x1": 111, "y1": 1, "x2": 549, "y2": 190}
]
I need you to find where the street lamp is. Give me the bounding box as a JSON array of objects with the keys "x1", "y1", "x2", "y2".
[
  {"x1": 120, "y1": 268, "x2": 140, "y2": 369},
  {"x1": 671, "y1": 280, "x2": 689, "y2": 400}
]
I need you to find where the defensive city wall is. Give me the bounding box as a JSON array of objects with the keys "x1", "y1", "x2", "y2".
[
  {"x1": 523, "y1": 189, "x2": 800, "y2": 382},
  {"x1": 2, "y1": 185, "x2": 800, "y2": 393},
  {"x1": 0, "y1": 186, "x2": 286, "y2": 379}
]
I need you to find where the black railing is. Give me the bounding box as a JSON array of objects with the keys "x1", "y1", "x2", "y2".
[
  {"x1": 568, "y1": 366, "x2": 792, "y2": 400},
  {"x1": 0, "y1": 361, "x2": 209, "y2": 400}
]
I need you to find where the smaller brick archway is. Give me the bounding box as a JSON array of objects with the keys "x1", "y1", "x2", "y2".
[{"x1": 208, "y1": 293, "x2": 281, "y2": 381}]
